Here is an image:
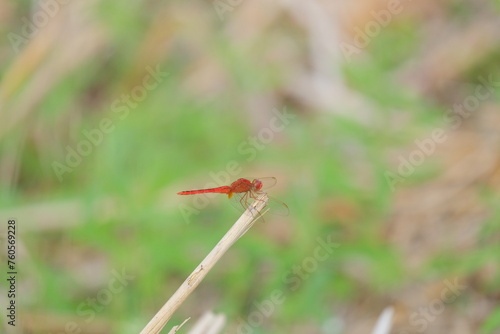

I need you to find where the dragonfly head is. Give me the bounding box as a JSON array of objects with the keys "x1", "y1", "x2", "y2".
[{"x1": 252, "y1": 179, "x2": 263, "y2": 191}]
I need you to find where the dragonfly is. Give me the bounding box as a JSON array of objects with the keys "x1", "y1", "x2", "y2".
[{"x1": 177, "y1": 177, "x2": 289, "y2": 216}]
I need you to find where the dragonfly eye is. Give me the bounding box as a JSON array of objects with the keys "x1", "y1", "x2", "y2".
[{"x1": 253, "y1": 179, "x2": 263, "y2": 190}]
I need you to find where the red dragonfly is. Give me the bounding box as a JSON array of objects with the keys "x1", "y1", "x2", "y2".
[{"x1": 177, "y1": 177, "x2": 289, "y2": 216}]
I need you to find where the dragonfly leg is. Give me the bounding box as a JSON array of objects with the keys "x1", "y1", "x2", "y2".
[
  {"x1": 239, "y1": 192, "x2": 249, "y2": 209},
  {"x1": 246, "y1": 191, "x2": 269, "y2": 219},
  {"x1": 249, "y1": 191, "x2": 267, "y2": 204}
]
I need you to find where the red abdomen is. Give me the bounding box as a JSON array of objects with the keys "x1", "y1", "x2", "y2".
[{"x1": 177, "y1": 186, "x2": 231, "y2": 195}]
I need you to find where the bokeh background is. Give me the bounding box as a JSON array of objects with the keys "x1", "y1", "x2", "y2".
[{"x1": 1, "y1": 0, "x2": 500, "y2": 333}]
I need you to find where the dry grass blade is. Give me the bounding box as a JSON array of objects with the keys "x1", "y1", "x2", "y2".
[
  {"x1": 140, "y1": 194, "x2": 269, "y2": 334},
  {"x1": 168, "y1": 318, "x2": 190, "y2": 334},
  {"x1": 187, "y1": 311, "x2": 225, "y2": 334},
  {"x1": 370, "y1": 306, "x2": 394, "y2": 334}
]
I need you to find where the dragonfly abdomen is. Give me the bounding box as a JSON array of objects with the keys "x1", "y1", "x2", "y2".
[{"x1": 177, "y1": 186, "x2": 231, "y2": 195}]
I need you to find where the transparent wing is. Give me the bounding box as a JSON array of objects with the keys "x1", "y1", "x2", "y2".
[
  {"x1": 255, "y1": 177, "x2": 277, "y2": 190},
  {"x1": 229, "y1": 191, "x2": 289, "y2": 217},
  {"x1": 264, "y1": 196, "x2": 289, "y2": 216},
  {"x1": 241, "y1": 177, "x2": 277, "y2": 191}
]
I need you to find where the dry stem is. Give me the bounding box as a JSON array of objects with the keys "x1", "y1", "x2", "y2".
[{"x1": 140, "y1": 194, "x2": 269, "y2": 334}]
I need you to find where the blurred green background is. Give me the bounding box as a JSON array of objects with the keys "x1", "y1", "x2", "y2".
[{"x1": 1, "y1": 1, "x2": 500, "y2": 333}]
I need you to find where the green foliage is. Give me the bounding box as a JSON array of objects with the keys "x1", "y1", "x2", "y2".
[{"x1": 3, "y1": 2, "x2": 498, "y2": 333}]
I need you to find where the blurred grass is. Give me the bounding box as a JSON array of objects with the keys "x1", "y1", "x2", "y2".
[{"x1": 1, "y1": 1, "x2": 500, "y2": 333}]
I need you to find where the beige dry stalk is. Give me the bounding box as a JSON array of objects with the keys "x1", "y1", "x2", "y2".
[{"x1": 140, "y1": 194, "x2": 269, "y2": 334}]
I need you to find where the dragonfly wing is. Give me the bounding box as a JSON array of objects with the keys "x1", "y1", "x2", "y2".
[
  {"x1": 257, "y1": 177, "x2": 277, "y2": 190},
  {"x1": 229, "y1": 192, "x2": 256, "y2": 214},
  {"x1": 264, "y1": 196, "x2": 289, "y2": 216},
  {"x1": 241, "y1": 177, "x2": 277, "y2": 191},
  {"x1": 229, "y1": 192, "x2": 289, "y2": 217}
]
